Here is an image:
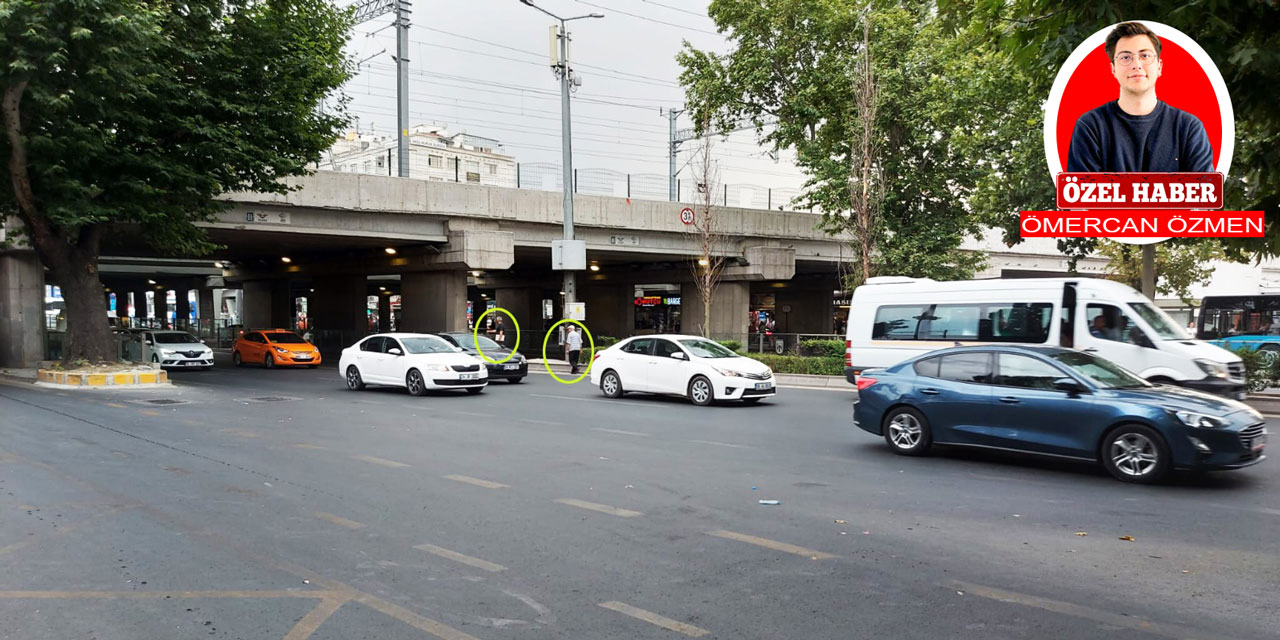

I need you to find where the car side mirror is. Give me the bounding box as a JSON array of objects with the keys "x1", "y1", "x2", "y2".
[
  {"x1": 1052, "y1": 377, "x2": 1086, "y2": 394},
  {"x1": 388, "y1": 348, "x2": 403, "y2": 356},
  {"x1": 671, "y1": 351, "x2": 687, "y2": 360}
]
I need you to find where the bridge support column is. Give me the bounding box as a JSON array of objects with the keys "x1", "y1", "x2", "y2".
[
  {"x1": 377, "y1": 292, "x2": 392, "y2": 332},
  {"x1": 579, "y1": 283, "x2": 631, "y2": 342},
  {"x1": 681, "y1": 281, "x2": 749, "y2": 341},
  {"x1": 241, "y1": 280, "x2": 274, "y2": 330},
  {"x1": 198, "y1": 287, "x2": 216, "y2": 337},
  {"x1": 132, "y1": 288, "x2": 150, "y2": 324},
  {"x1": 153, "y1": 287, "x2": 168, "y2": 329},
  {"x1": 310, "y1": 275, "x2": 366, "y2": 347},
  {"x1": 401, "y1": 270, "x2": 467, "y2": 333},
  {"x1": 0, "y1": 252, "x2": 46, "y2": 367},
  {"x1": 774, "y1": 285, "x2": 835, "y2": 334},
  {"x1": 174, "y1": 287, "x2": 191, "y2": 331},
  {"x1": 495, "y1": 286, "x2": 542, "y2": 350}
]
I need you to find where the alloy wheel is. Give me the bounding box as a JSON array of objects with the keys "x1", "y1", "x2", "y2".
[
  {"x1": 888, "y1": 413, "x2": 922, "y2": 449},
  {"x1": 1110, "y1": 433, "x2": 1159, "y2": 478},
  {"x1": 407, "y1": 370, "x2": 424, "y2": 396}
]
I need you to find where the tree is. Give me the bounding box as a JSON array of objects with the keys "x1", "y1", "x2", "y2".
[
  {"x1": 1097, "y1": 239, "x2": 1226, "y2": 306},
  {"x1": 678, "y1": 2, "x2": 990, "y2": 285},
  {"x1": 686, "y1": 123, "x2": 727, "y2": 337},
  {"x1": 1, "y1": 0, "x2": 352, "y2": 363}
]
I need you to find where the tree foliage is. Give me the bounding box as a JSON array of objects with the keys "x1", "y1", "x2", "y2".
[
  {"x1": 1, "y1": 0, "x2": 353, "y2": 362},
  {"x1": 1097, "y1": 239, "x2": 1225, "y2": 305},
  {"x1": 678, "y1": 1, "x2": 997, "y2": 285}
]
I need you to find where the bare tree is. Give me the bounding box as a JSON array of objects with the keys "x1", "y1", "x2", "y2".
[
  {"x1": 845, "y1": 15, "x2": 883, "y2": 287},
  {"x1": 687, "y1": 123, "x2": 728, "y2": 337}
]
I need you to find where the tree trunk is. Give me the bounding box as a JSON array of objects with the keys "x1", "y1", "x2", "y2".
[
  {"x1": 703, "y1": 291, "x2": 711, "y2": 338},
  {"x1": 50, "y1": 251, "x2": 115, "y2": 364}
]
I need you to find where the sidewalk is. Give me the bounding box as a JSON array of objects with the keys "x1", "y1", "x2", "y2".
[{"x1": 0, "y1": 368, "x2": 38, "y2": 384}]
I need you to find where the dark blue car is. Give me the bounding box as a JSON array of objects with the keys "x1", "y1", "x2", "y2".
[{"x1": 854, "y1": 345, "x2": 1267, "y2": 483}]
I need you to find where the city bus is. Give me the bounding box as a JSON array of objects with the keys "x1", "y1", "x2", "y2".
[{"x1": 1196, "y1": 295, "x2": 1280, "y2": 364}]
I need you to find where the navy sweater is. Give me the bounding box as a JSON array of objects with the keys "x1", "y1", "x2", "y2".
[{"x1": 1066, "y1": 100, "x2": 1214, "y2": 172}]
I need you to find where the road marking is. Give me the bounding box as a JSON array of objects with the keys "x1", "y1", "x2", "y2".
[
  {"x1": 414, "y1": 543, "x2": 507, "y2": 572},
  {"x1": 555, "y1": 498, "x2": 643, "y2": 518},
  {"x1": 598, "y1": 601, "x2": 708, "y2": 638},
  {"x1": 706, "y1": 530, "x2": 835, "y2": 559},
  {"x1": 1261, "y1": 413, "x2": 1280, "y2": 419},
  {"x1": 105, "y1": 403, "x2": 126, "y2": 409},
  {"x1": 949, "y1": 580, "x2": 1229, "y2": 640},
  {"x1": 689, "y1": 439, "x2": 749, "y2": 449},
  {"x1": 293, "y1": 443, "x2": 327, "y2": 450},
  {"x1": 352, "y1": 454, "x2": 410, "y2": 468},
  {"x1": 529, "y1": 393, "x2": 674, "y2": 409},
  {"x1": 352, "y1": 593, "x2": 484, "y2": 640},
  {"x1": 454, "y1": 410, "x2": 495, "y2": 418},
  {"x1": 219, "y1": 428, "x2": 260, "y2": 438},
  {"x1": 284, "y1": 597, "x2": 348, "y2": 640},
  {"x1": 443, "y1": 474, "x2": 509, "y2": 489},
  {"x1": 314, "y1": 511, "x2": 366, "y2": 530},
  {"x1": 520, "y1": 418, "x2": 562, "y2": 426},
  {"x1": 139, "y1": 409, "x2": 160, "y2": 417},
  {"x1": 0, "y1": 590, "x2": 338, "y2": 599},
  {"x1": 592, "y1": 428, "x2": 649, "y2": 437}
]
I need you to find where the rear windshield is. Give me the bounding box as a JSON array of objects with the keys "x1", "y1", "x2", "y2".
[
  {"x1": 265, "y1": 332, "x2": 308, "y2": 344},
  {"x1": 154, "y1": 333, "x2": 200, "y2": 344}
]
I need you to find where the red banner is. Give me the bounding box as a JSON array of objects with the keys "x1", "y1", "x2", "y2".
[
  {"x1": 1056, "y1": 173, "x2": 1224, "y2": 210},
  {"x1": 1020, "y1": 210, "x2": 1263, "y2": 238}
]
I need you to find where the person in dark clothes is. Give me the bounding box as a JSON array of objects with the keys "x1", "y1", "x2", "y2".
[{"x1": 1066, "y1": 22, "x2": 1214, "y2": 173}]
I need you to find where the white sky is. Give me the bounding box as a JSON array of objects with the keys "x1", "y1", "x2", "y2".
[{"x1": 341, "y1": 0, "x2": 808, "y2": 193}]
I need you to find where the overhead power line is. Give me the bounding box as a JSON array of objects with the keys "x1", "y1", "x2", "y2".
[
  {"x1": 573, "y1": 0, "x2": 721, "y2": 36},
  {"x1": 639, "y1": 0, "x2": 711, "y2": 19}
]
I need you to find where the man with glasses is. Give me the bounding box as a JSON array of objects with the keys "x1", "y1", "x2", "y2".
[{"x1": 1066, "y1": 22, "x2": 1214, "y2": 172}]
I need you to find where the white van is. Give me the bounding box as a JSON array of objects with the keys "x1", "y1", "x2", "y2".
[{"x1": 843, "y1": 277, "x2": 1246, "y2": 399}]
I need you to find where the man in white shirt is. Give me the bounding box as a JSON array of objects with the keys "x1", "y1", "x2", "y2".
[{"x1": 564, "y1": 324, "x2": 583, "y2": 375}]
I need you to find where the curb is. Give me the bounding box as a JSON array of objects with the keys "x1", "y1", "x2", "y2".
[{"x1": 36, "y1": 368, "x2": 169, "y2": 387}]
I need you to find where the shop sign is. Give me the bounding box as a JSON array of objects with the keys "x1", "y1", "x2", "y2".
[
  {"x1": 610, "y1": 235, "x2": 640, "y2": 246},
  {"x1": 664, "y1": 297, "x2": 681, "y2": 306},
  {"x1": 634, "y1": 296, "x2": 663, "y2": 307}
]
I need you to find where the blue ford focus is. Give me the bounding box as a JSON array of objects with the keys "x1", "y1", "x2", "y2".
[{"x1": 853, "y1": 345, "x2": 1267, "y2": 483}]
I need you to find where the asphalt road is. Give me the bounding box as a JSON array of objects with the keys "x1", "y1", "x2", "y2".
[{"x1": 1, "y1": 356, "x2": 1277, "y2": 640}]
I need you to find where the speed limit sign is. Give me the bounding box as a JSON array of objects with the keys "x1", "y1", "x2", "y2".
[{"x1": 680, "y1": 207, "x2": 695, "y2": 225}]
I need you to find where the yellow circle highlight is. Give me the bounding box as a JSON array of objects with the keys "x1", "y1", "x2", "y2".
[
  {"x1": 472, "y1": 307, "x2": 520, "y2": 364},
  {"x1": 542, "y1": 319, "x2": 595, "y2": 384}
]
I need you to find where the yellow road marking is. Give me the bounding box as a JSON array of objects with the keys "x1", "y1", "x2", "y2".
[
  {"x1": 351, "y1": 454, "x2": 410, "y2": 468},
  {"x1": 442, "y1": 474, "x2": 508, "y2": 489},
  {"x1": 0, "y1": 505, "x2": 132, "y2": 557},
  {"x1": 219, "y1": 428, "x2": 260, "y2": 438},
  {"x1": 293, "y1": 443, "x2": 327, "y2": 450},
  {"x1": 706, "y1": 530, "x2": 835, "y2": 559},
  {"x1": 283, "y1": 596, "x2": 349, "y2": 640},
  {"x1": 352, "y1": 593, "x2": 484, "y2": 640},
  {"x1": 554, "y1": 498, "x2": 643, "y2": 518},
  {"x1": 106, "y1": 403, "x2": 126, "y2": 409},
  {"x1": 414, "y1": 543, "x2": 507, "y2": 572},
  {"x1": 591, "y1": 428, "x2": 650, "y2": 437},
  {"x1": 950, "y1": 580, "x2": 1228, "y2": 640},
  {"x1": 598, "y1": 601, "x2": 709, "y2": 638},
  {"x1": 0, "y1": 590, "x2": 338, "y2": 599},
  {"x1": 313, "y1": 511, "x2": 366, "y2": 530},
  {"x1": 139, "y1": 409, "x2": 160, "y2": 417}
]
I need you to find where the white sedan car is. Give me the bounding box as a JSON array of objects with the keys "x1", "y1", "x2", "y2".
[
  {"x1": 339, "y1": 333, "x2": 487, "y2": 396},
  {"x1": 139, "y1": 330, "x2": 215, "y2": 370},
  {"x1": 589, "y1": 334, "x2": 776, "y2": 406}
]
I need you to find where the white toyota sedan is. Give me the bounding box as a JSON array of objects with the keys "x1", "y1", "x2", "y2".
[
  {"x1": 589, "y1": 334, "x2": 776, "y2": 406},
  {"x1": 339, "y1": 333, "x2": 487, "y2": 396}
]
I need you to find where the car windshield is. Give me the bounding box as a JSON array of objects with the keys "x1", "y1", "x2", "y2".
[
  {"x1": 401, "y1": 336, "x2": 458, "y2": 354},
  {"x1": 678, "y1": 339, "x2": 737, "y2": 359},
  {"x1": 449, "y1": 334, "x2": 502, "y2": 351},
  {"x1": 1049, "y1": 351, "x2": 1152, "y2": 389},
  {"x1": 265, "y1": 332, "x2": 308, "y2": 344},
  {"x1": 1127, "y1": 302, "x2": 1190, "y2": 340},
  {"x1": 154, "y1": 333, "x2": 200, "y2": 344}
]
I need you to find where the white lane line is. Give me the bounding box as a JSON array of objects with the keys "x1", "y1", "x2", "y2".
[
  {"x1": 351, "y1": 454, "x2": 411, "y2": 468},
  {"x1": 598, "y1": 601, "x2": 709, "y2": 637},
  {"x1": 592, "y1": 428, "x2": 650, "y2": 437},
  {"x1": 442, "y1": 474, "x2": 509, "y2": 489},
  {"x1": 520, "y1": 418, "x2": 563, "y2": 426},
  {"x1": 706, "y1": 530, "x2": 835, "y2": 559},
  {"x1": 554, "y1": 498, "x2": 643, "y2": 518},
  {"x1": 454, "y1": 411, "x2": 496, "y2": 418},
  {"x1": 529, "y1": 393, "x2": 675, "y2": 409},
  {"x1": 689, "y1": 439, "x2": 750, "y2": 449},
  {"x1": 414, "y1": 543, "x2": 507, "y2": 573}
]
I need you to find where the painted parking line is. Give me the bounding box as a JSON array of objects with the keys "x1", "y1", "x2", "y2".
[
  {"x1": 105, "y1": 403, "x2": 127, "y2": 409},
  {"x1": 414, "y1": 543, "x2": 507, "y2": 573},
  {"x1": 351, "y1": 454, "x2": 411, "y2": 468},
  {"x1": 706, "y1": 530, "x2": 835, "y2": 559},
  {"x1": 689, "y1": 439, "x2": 750, "y2": 449},
  {"x1": 139, "y1": 409, "x2": 160, "y2": 417},
  {"x1": 293, "y1": 443, "x2": 327, "y2": 450},
  {"x1": 313, "y1": 511, "x2": 366, "y2": 530},
  {"x1": 598, "y1": 601, "x2": 709, "y2": 638},
  {"x1": 442, "y1": 474, "x2": 509, "y2": 489},
  {"x1": 219, "y1": 428, "x2": 260, "y2": 438},
  {"x1": 554, "y1": 498, "x2": 643, "y2": 518},
  {"x1": 454, "y1": 410, "x2": 496, "y2": 418},
  {"x1": 520, "y1": 418, "x2": 562, "y2": 426},
  {"x1": 351, "y1": 593, "x2": 484, "y2": 640},
  {"x1": 592, "y1": 428, "x2": 650, "y2": 437},
  {"x1": 948, "y1": 580, "x2": 1231, "y2": 640},
  {"x1": 283, "y1": 597, "x2": 348, "y2": 640}
]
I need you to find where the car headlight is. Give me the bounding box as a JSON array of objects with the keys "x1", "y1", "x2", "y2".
[
  {"x1": 713, "y1": 367, "x2": 745, "y2": 377},
  {"x1": 1194, "y1": 359, "x2": 1229, "y2": 379},
  {"x1": 159, "y1": 349, "x2": 175, "y2": 356},
  {"x1": 1170, "y1": 409, "x2": 1226, "y2": 428},
  {"x1": 428, "y1": 364, "x2": 452, "y2": 372},
  {"x1": 274, "y1": 346, "x2": 290, "y2": 354}
]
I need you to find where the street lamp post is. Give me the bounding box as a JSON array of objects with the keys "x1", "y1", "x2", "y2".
[{"x1": 518, "y1": 1, "x2": 603, "y2": 315}]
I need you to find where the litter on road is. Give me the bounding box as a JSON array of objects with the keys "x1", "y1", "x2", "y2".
[{"x1": 758, "y1": 500, "x2": 781, "y2": 505}]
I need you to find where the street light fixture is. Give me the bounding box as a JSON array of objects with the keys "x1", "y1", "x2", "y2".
[{"x1": 517, "y1": 0, "x2": 603, "y2": 319}]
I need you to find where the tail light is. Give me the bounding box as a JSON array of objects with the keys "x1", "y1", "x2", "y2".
[
  {"x1": 845, "y1": 340, "x2": 852, "y2": 367},
  {"x1": 855, "y1": 376, "x2": 877, "y2": 391},
  {"x1": 592, "y1": 353, "x2": 600, "y2": 361}
]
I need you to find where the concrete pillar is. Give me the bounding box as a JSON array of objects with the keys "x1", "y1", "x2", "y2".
[
  {"x1": 401, "y1": 270, "x2": 467, "y2": 333},
  {"x1": 774, "y1": 287, "x2": 834, "y2": 334},
  {"x1": 378, "y1": 293, "x2": 391, "y2": 332},
  {"x1": 242, "y1": 280, "x2": 273, "y2": 330},
  {"x1": 682, "y1": 281, "x2": 749, "y2": 341},
  {"x1": 579, "y1": 283, "x2": 631, "y2": 341},
  {"x1": 133, "y1": 289, "x2": 150, "y2": 323},
  {"x1": 271, "y1": 280, "x2": 292, "y2": 329},
  {"x1": 198, "y1": 288, "x2": 215, "y2": 337},
  {"x1": 495, "y1": 286, "x2": 541, "y2": 349},
  {"x1": 0, "y1": 252, "x2": 46, "y2": 367},
  {"x1": 310, "y1": 275, "x2": 366, "y2": 336},
  {"x1": 174, "y1": 288, "x2": 192, "y2": 331},
  {"x1": 154, "y1": 288, "x2": 169, "y2": 329}
]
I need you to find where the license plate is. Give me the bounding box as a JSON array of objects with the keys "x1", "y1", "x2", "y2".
[
  {"x1": 504, "y1": 364, "x2": 520, "y2": 370},
  {"x1": 183, "y1": 361, "x2": 201, "y2": 367},
  {"x1": 754, "y1": 382, "x2": 772, "y2": 390},
  {"x1": 295, "y1": 355, "x2": 312, "y2": 360},
  {"x1": 460, "y1": 373, "x2": 478, "y2": 380},
  {"x1": 1254, "y1": 434, "x2": 1267, "y2": 452}
]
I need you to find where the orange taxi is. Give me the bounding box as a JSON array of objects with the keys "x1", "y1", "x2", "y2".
[{"x1": 232, "y1": 329, "x2": 322, "y2": 368}]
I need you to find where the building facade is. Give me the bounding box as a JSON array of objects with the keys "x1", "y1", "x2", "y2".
[{"x1": 326, "y1": 124, "x2": 517, "y2": 187}]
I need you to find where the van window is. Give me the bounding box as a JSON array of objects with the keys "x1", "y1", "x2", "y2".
[
  {"x1": 871, "y1": 302, "x2": 1053, "y2": 343},
  {"x1": 987, "y1": 303, "x2": 1053, "y2": 344},
  {"x1": 872, "y1": 305, "x2": 927, "y2": 340},
  {"x1": 1087, "y1": 304, "x2": 1151, "y2": 347},
  {"x1": 918, "y1": 305, "x2": 981, "y2": 340}
]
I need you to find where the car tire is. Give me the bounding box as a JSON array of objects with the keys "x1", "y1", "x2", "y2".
[
  {"x1": 466, "y1": 387, "x2": 484, "y2": 395},
  {"x1": 233, "y1": 351, "x2": 242, "y2": 367},
  {"x1": 1101, "y1": 424, "x2": 1171, "y2": 484},
  {"x1": 688, "y1": 375, "x2": 714, "y2": 406},
  {"x1": 883, "y1": 406, "x2": 931, "y2": 456},
  {"x1": 345, "y1": 366, "x2": 366, "y2": 391},
  {"x1": 406, "y1": 369, "x2": 427, "y2": 397},
  {"x1": 600, "y1": 370, "x2": 623, "y2": 398},
  {"x1": 264, "y1": 354, "x2": 275, "y2": 369},
  {"x1": 507, "y1": 377, "x2": 523, "y2": 384},
  {"x1": 742, "y1": 397, "x2": 762, "y2": 405}
]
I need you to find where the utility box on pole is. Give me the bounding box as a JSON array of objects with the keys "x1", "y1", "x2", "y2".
[{"x1": 552, "y1": 240, "x2": 587, "y2": 271}]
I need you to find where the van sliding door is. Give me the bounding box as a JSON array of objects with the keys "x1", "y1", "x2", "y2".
[{"x1": 1061, "y1": 282, "x2": 1077, "y2": 348}]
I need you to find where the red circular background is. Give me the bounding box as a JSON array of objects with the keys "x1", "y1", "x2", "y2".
[{"x1": 1055, "y1": 40, "x2": 1223, "y2": 171}]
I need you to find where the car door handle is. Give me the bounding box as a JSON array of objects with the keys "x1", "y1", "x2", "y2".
[
  {"x1": 920, "y1": 388, "x2": 940, "y2": 395},
  {"x1": 999, "y1": 396, "x2": 1021, "y2": 404}
]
